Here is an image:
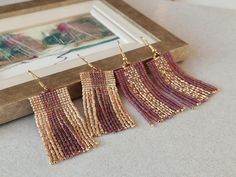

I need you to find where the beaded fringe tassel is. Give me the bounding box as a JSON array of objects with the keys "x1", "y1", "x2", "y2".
[
  {"x1": 115, "y1": 62, "x2": 185, "y2": 126},
  {"x1": 146, "y1": 52, "x2": 218, "y2": 108},
  {"x1": 80, "y1": 69, "x2": 135, "y2": 137},
  {"x1": 29, "y1": 87, "x2": 97, "y2": 164}
]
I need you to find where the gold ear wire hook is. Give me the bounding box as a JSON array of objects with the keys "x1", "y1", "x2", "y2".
[
  {"x1": 28, "y1": 70, "x2": 48, "y2": 90},
  {"x1": 117, "y1": 41, "x2": 129, "y2": 67},
  {"x1": 77, "y1": 54, "x2": 97, "y2": 70},
  {"x1": 140, "y1": 37, "x2": 160, "y2": 59}
]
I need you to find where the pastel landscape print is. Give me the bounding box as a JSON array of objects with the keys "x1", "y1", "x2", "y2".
[{"x1": 0, "y1": 14, "x2": 117, "y2": 68}]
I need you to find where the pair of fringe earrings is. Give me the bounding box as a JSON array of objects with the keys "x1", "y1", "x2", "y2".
[{"x1": 28, "y1": 38, "x2": 217, "y2": 164}]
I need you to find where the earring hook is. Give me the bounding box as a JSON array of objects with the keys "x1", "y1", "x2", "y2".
[
  {"x1": 117, "y1": 41, "x2": 129, "y2": 67},
  {"x1": 77, "y1": 54, "x2": 97, "y2": 70},
  {"x1": 140, "y1": 37, "x2": 160, "y2": 59},
  {"x1": 28, "y1": 70, "x2": 48, "y2": 90}
]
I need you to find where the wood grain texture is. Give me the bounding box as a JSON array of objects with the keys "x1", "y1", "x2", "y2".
[
  {"x1": 0, "y1": 0, "x2": 87, "y2": 19},
  {"x1": 0, "y1": 0, "x2": 188, "y2": 124}
]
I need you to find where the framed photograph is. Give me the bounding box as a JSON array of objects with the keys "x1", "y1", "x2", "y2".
[{"x1": 0, "y1": 0, "x2": 188, "y2": 124}]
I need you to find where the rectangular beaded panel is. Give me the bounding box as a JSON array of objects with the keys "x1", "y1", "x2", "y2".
[
  {"x1": 29, "y1": 87, "x2": 97, "y2": 164},
  {"x1": 146, "y1": 52, "x2": 218, "y2": 108},
  {"x1": 80, "y1": 70, "x2": 135, "y2": 136},
  {"x1": 115, "y1": 62, "x2": 185, "y2": 126}
]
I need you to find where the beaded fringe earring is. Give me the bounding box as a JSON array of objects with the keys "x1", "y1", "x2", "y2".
[
  {"x1": 79, "y1": 55, "x2": 135, "y2": 137},
  {"x1": 28, "y1": 70, "x2": 97, "y2": 164},
  {"x1": 142, "y1": 38, "x2": 218, "y2": 108},
  {"x1": 115, "y1": 42, "x2": 185, "y2": 126}
]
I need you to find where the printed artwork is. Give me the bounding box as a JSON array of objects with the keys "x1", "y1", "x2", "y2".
[{"x1": 0, "y1": 14, "x2": 117, "y2": 68}]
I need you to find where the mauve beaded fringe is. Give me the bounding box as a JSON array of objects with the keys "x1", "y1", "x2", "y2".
[
  {"x1": 115, "y1": 62, "x2": 185, "y2": 126},
  {"x1": 80, "y1": 69, "x2": 135, "y2": 137},
  {"x1": 146, "y1": 52, "x2": 218, "y2": 108},
  {"x1": 29, "y1": 87, "x2": 97, "y2": 164}
]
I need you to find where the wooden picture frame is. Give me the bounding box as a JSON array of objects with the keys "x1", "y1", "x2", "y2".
[{"x1": 0, "y1": 0, "x2": 188, "y2": 124}]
